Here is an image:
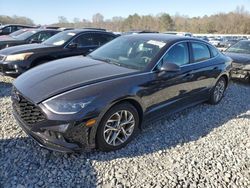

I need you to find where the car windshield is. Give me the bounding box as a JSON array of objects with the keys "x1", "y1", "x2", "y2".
[
  {"x1": 9, "y1": 29, "x2": 28, "y2": 37},
  {"x1": 226, "y1": 40, "x2": 250, "y2": 54},
  {"x1": 42, "y1": 31, "x2": 76, "y2": 46},
  {"x1": 12, "y1": 30, "x2": 38, "y2": 40},
  {"x1": 88, "y1": 36, "x2": 166, "y2": 70}
]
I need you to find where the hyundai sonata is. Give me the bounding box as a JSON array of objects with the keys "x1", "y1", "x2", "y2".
[{"x1": 12, "y1": 34, "x2": 232, "y2": 152}]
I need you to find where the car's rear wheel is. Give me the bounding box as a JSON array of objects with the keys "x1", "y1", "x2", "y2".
[
  {"x1": 96, "y1": 103, "x2": 139, "y2": 151},
  {"x1": 208, "y1": 77, "x2": 226, "y2": 104}
]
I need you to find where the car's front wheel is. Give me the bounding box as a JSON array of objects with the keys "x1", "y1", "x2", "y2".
[
  {"x1": 96, "y1": 103, "x2": 139, "y2": 151},
  {"x1": 208, "y1": 77, "x2": 227, "y2": 104}
]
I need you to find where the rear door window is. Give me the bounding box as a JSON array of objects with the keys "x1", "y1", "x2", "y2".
[
  {"x1": 72, "y1": 33, "x2": 94, "y2": 47},
  {"x1": 191, "y1": 42, "x2": 211, "y2": 62},
  {"x1": 209, "y1": 45, "x2": 219, "y2": 57},
  {"x1": 38, "y1": 31, "x2": 55, "y2": 42},
  {"x1": 91, "y1": 33, "x2": 116, "y2": 46}
]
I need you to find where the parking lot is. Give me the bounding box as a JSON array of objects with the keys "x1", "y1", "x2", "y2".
[{"x1": 0, "y1": 75, "x2": 249, "y2": 187}]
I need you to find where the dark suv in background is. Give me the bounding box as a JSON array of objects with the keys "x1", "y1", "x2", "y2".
[
  {"x1": 0, "y1": 29, "x2": 117, "y2": 77},
  {"x1": 0, "y1": 29, "x2": 60, "y2": 50},
  {"x1": 0, "y1": 28, "x2": 32, "y2": 39},
  {"x1": 0, "y1": 24, "x2": 37, "y2": 36}
]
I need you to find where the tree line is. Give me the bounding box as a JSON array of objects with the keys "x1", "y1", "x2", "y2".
[
  {"x1": 0, "y1": 15, "x2": 34, "y2": 25},
  {"x1": 1, "y1": 6, "x2": 250, "y2": 34},
  {"x1": 54, "y1": 6, "x2": 250, "y2": 34}
]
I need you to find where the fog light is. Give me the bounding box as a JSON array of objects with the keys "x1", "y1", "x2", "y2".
[
  {"x1": 86, "y1": 119, "x2": 96, "y2": 127},
  {"x1": 44, "y1": 124, "x2": 70, "y2": 133}
]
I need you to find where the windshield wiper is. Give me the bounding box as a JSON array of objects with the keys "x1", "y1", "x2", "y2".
[{"x1": 87, "y1": 55, "x2": 121, "y2": 66}]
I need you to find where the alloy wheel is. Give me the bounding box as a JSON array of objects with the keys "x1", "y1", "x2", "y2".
[
  {"x1": 214, "y1": 79, "x2": 225, "y2": 103},
  {"x1": 103, "y1": 110, "x2": 135, "y2": 146}
]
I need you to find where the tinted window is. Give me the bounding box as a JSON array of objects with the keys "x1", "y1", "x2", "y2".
[
  {"x1": 191, "y1": 42, "x2": 210, "y2": 62},
  {"x1": 91, "y1": 33, "x2": 116, "y2": 46},
  {"x1": 72, "y1": 33, "x2": 93, "y2": 47},
  {"x1": 38, "y1": 31, "x2": 55, "y2": 42},
  {"x1": 2, "y1": 26, "x2": 11, "y2": 33},
  {"x1": 163, "y1": 42, "x2": 189, "y2": 66},
  {"x1": 209, "y1": 45, "x2": 219, "y2": 57},
  {"x1": 11, "y1": 26, "x2": 19, "y2": 32}
]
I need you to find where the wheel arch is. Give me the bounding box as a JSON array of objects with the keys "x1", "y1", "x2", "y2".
[
  {"x1": 220, "y1": 74, "x2": 229, "y2": 88},
  {"x1": 88, "y1": 97, "x2": 145, "y2": 149},
  {"x1": 30, "y1": 56, "x2": 54, "y2": 68},
  {"x1": 111, "y1": 98, "x2": 144, "y2": 128}
]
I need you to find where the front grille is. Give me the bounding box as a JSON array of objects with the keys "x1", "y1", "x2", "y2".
[
  {"x1": 0, "y1": 55, "x2": 5, "y2": 62},
  {"x1": 12, "y1": 89, "x2": 46, "y2": 125}
]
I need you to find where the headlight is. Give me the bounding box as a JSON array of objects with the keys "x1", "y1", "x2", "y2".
[
  {"x1": 5, "y1": 52, "x2": 33, "y2": 62},
  {"x1": 243, "y1": 64, "x2": 250, "y2": 71},
  {"x1": 42, "y1": 97, "x2": 92, "y2": 114}
]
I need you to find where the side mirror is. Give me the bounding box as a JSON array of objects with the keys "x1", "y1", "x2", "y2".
[
  {"x1": 29, "y1": 39, "x2": 40, "y2": 44},
  {"x1": 160, "y1": 62, "x2": 181, "y2": 72},
  {"x1": 68, "y1": 43, "x2": 78, "y2": 49}
]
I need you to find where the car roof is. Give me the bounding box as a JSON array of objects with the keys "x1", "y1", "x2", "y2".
[
  {"x1": 121, "y1": 33, "x2": 194, "y2": 43},
  {"x1": 1, "y1": 24, "x2": 35, "y2": 27},
  {"x1": 25, "y1": 28, "x2": 59, "y2": 32},
  {"x1": 61, "y1": 29, "x2": 114, "y2": 34}
]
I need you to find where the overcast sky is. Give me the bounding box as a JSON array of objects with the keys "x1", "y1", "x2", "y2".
[{"x1": 0, "y1": 0, "x2": 250, "y2": 25}]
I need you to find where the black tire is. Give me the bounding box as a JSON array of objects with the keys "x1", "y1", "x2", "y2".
[
  {"x1": 96, "y1": 102, "x2": 140, "y2": 152},
  {"x1": 208, "y1": 77, "x2": 226, "y2": 105},
  {"x1": 245, "y1": 73, "x2": 250, "y2": 83}
]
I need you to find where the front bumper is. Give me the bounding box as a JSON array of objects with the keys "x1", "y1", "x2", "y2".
[
  {"x1": 0, "y1": 60, "x2": 26, "y2": 77},
  {"x1": 231, "y1": 66, "x2": 250, "y2": 81},
  {"x1": 13, "y1": 108, "x2": 96, "y2": 153}
]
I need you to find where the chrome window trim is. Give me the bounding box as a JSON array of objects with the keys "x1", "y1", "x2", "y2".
[{"x1": 151, "y1": 39, "x2": 220, "y2": 71}]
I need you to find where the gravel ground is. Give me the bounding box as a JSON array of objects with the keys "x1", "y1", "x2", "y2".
[{"x1": 0, "y1": 76, "x2": 249, "y2": 188}]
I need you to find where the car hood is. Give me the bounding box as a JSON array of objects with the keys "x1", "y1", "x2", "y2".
[
  {"x1": 0, "y1": 37, "x2": 15, "y2": 42},
  {"x1": 0, "y1": 38, "x2": 25, "y2": 49},
  {"x1": 0, "y1": 35, "x2": 13, "y2": 40},
  {"x1": 0, "y1": 43, "x2": 56, "y2": 55},
  {"x1": 14, "y1": 56, "x2": 139, "y2": 103},
  {"x1": 224, "y1": 52, "x2": 250, "y2": 65}
]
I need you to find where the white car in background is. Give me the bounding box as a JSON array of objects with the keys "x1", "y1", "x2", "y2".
[
  {"x1": 164, "y1": 31, "x2": 193, "y2": 37},
  {"x1": 209, "y1": 38, "x2": 223, "y2": 47}
]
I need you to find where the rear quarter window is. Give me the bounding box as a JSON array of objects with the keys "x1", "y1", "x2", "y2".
[{"x1": 209, "y1": 45, "x2": 219, "y2": 57}]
